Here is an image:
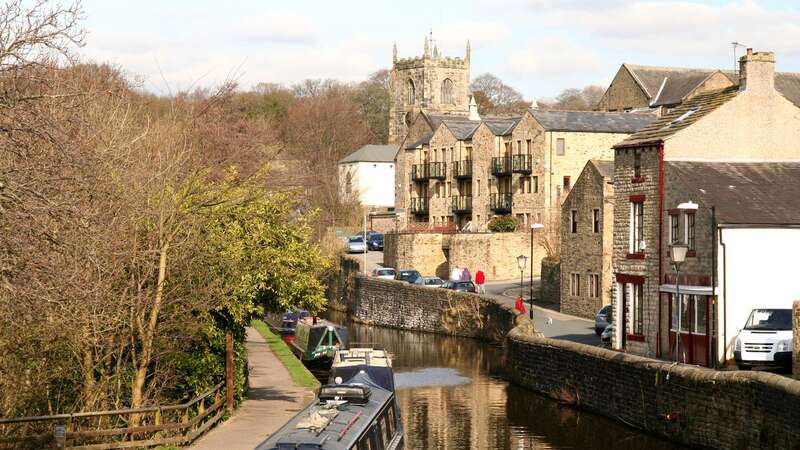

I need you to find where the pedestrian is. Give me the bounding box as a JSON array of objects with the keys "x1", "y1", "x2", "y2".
[
  {"x1": 450, "y1": 265, "x2": 461, "y2": 281},
  {"x1": 475, "y1": 269, "x2": 486, "y2": 294},
  {"x1": 515, "y1": 296, "x2": 527, "y2": 315},
  {"x1": 461, "y1": 267, "x2": 471, "y2": 281}
]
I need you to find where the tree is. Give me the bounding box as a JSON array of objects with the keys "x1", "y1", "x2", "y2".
[
  {"x1": 470, "y1": 73, "x2": 531, "y2": 116},
  {"x1": 353, "y1": 69, "x2": 390, "y2": 144},
  {"x1": 538, "y1": 85, "x2": 606, "y2": 111}
]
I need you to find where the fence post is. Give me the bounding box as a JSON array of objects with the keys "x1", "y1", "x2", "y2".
[{"x1": 226, "y1": 331, "x2": 234, "y2": 413}]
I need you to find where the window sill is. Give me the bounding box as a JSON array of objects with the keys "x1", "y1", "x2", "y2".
[
  {"x1": 631, "y1": 176, "x2": 646, "y2": 184},
  {"x1": 627, "y1": 334, "x2": 646, "y2": 342},
  {"x1": 626, "y1": 253, "x2": 646, "y2": 260}
]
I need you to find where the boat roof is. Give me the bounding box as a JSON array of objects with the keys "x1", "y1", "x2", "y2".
[
  {"x1": 333, "y1": 348, "x2": 392, "y2": 368},
  {"x1": 255, "y1": 371, "x2": 394, "y2": 450}
]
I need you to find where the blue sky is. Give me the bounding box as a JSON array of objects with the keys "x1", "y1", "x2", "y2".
[{"x1": 80, "y1": 0, "x2": 800, "y2": 101}]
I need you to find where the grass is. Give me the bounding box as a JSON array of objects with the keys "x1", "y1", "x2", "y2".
[{"x1": 251, "y1": 319, "x2": 321, "y2": 389}]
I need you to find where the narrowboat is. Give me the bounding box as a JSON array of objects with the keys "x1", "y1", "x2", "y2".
[
  {"x1": 255, "y1": 348, "x2": 403, "y2": 450},
  {"x1": 289, "y1": 317, "x2": 349, "y2": 369},
  {"x1": 264, "y1": 310, "x2": 310, "y2": 344}
]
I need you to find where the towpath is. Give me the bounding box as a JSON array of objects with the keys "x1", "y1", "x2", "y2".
[{"x1": 191, "y1": 327, "x2": 315, "y2": 450}]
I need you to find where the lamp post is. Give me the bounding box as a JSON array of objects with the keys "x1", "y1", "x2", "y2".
[
  {"x1": 530, "y1": 223, "x2": 544, "y2": 320},
  {"x1": 516, "y1": 254, "x2": 528, "y2": 314},
  {"x1": 670, "y1": 241, "x2": 689, "y2": 363}
]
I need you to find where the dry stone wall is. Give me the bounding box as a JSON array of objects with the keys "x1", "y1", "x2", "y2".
[
  {"x1": 506, "y1": 329, "x2": 800, "y2": 450},
  {"x1": 795, "y1": 300, "x2": 800, "y2": 380}
]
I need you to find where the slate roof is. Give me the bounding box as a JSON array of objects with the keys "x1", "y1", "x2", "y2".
[
  {"x1": 667, "y1": 161, "x2": 800, "y2": 225},
  {"x1": 405, "y1": 132, "x2": 433, "y2": 149},
  {"x1": 590, "y1": 159, "x2": 615, "y2": 179},
  {"x1": 339, "y1": 144, "x2": 399, "y2": 163},
  {"x1": 483, "y1": 117, "x2": 520, "y2": 136},
  {"x1": 441, "y1": 119, "x2": 482, "y2": 140},
  {"x1": 615, "y1": 86, "x2": 738, "y2": 148},
  {"x1": 530, "y1": 110, "x2": 656, "y2": 133},
  {"x1": 624, "y1": 64, "x2": 800, "y2": 108}
]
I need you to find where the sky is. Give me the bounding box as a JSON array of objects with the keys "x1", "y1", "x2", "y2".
[{"x1": 80, "y1": 0, "x2": 800, "y2": 101}]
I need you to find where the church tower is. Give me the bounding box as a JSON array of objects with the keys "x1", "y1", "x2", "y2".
[{"x1": 388, "y1": 35, "x2": 472, "y2": 143}]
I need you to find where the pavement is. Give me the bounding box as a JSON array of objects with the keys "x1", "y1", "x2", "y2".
[{"x1": 190, "y1": 328, "x2": 314, "y2": 450}]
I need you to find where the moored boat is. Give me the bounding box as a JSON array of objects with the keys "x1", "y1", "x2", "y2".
[
  {"x1": 264, "y1": 310, "x2": 310, "y2": 344},
  {"x1": 289, "y1": 317, "x2": 348, "y2": 370}
]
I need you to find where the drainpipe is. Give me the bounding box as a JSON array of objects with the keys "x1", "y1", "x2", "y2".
[
  {"x1": 656, "y1": 143, "x2": 665, "y2": 358},
  {"x1": 548, "y1": 131, "x2": 553, "y2": 225},
  {"x1": 711, "y1": 206, "x2": 717, "y2": 367},
  {"x1": 720, "y1": 227, "x2": 728, "y2": 363}
]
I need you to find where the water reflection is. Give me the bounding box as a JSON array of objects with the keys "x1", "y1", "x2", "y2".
[{"x1": 327, "y1": 311, "x2": 683, "y2": 450}]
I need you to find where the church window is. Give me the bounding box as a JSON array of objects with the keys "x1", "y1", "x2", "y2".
[
  {"x1": 441, "y1": 78, "x2": 454, "y2": 104},
  {"x1": 407, "y1": 79, "x2": 416, "y2": 104}
]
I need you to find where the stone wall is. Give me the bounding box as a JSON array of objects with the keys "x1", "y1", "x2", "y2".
[
  {"x1": 333, "y1": 256, "x2": 534, "y2": 342},
  {"x1": 795, "y1": 300, "x2": 800, "y2": 380},
  {"x1": 506, "y1": 330, "x2": 800, "y2": 450},
  {"x1": 539, "y1": 257, "x2": 560, "y2": 303}
]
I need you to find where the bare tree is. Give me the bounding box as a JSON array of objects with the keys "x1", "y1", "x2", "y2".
[
  {"x1": 470, "y1": 72, "x2": 531, "y2": 116},
  {"x1": 538, "y1": 85, "x2": 606, "y2": 111}
]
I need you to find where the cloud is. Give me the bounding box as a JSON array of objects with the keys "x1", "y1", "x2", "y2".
[
  {"x1": 233, "y1": 11, "x2": 318, "y2": 44},
  {"x1": 508, "y1": 37, "x2": 601, "y2": 79}
]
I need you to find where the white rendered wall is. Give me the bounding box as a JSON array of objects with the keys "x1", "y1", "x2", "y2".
[
  {"x1": 717, "y1": 227, "x2": 800, "y2": 361},
  {"x1": 338, "y1": 162, "x2": 395, "y2": 207}
]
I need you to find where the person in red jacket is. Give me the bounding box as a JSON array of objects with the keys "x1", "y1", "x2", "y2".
[
  {"x1": 475, "y1": 270, "x2": 486, "y2": 294},
  {"x1": 515, "y1": 295, "x2": 527, "y2": 315}
]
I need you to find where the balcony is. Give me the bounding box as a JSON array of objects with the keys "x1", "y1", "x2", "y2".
[
  {"x1": 491, "y1": 157, "x2": 512, "y2": 176},
  {"x1": 411, "y1": 164, "x2": 429, "y2": 181},
  {"x1": 428, "y1": 162, "x2": 446, "y2": 180},
  {"x1": 490, "y1": 193, "x2": 512, "y2": 214},
  {"x1": 452, "y1": 160, "x2": 472, "y2": 179},
  {"x1": 511, "y1": 154, "x2": 532, "y2": 174},
  {"x1": 451, "y1": 196, "x2": 472, "y2": 214},
  {"x1": 410, "y1": 197, "x2": 429, "y2": 216}
]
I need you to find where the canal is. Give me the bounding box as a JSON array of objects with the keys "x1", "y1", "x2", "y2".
[{"x1": 327, "y1": 311, "x2": 683, "y2": 450}]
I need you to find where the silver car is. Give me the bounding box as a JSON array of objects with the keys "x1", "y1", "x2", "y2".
[
  {"x1": 372, "y1": 267, "x2": 396, "y2": 280},
  {"x1": 414, "y1": 276, "x2": 444, "y2": 288},
  {"x1": 595, "y1": 305, "x2": 611, "y2": 335},
  {"x1": 346, "y1": 236, "x2": 367, "y2": 253}
]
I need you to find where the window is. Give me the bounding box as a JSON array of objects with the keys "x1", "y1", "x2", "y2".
[
  {"x1": 687, "y1": 213, "x2": 695, "y2": 250},
  {"x1": 670, "y1": 214, "x2": 680, "y2": 244},
  {"x1": 634, "y1": 152, "x2": 642, "y2": 178},
  {"x1": 406, "y1": 79, "x2": 416, "y2": 104},
  {"x1": 671, "y1": 294, "x2": 690, "y2": 333},
  {"x1": 533, "y1": 176, "x2": 539, "y2": 193},
  {"x1": 517, "y1": 140, "x2": 522, "y2": 153},
  {"x1": 631, "y1": 201, "x2": 644, "y2": 253},
  {"x1": 519, "y1": 176, "x2": 531, "y2": 194},
  {"x1": 563, "y1": 176, "x2": 571, "y2": 191},
  {"x1": 593, "y1": 209, "x2": 600, "y2": 233},
  {"x1": 477, "y1": 179, "x2": 481, "y2": 196},
  {"x1": 441, "y1": 78, "x2": 454, "y2": 104},
  {"x1": 631, "y1": 283, "x2": 644, "y2": 335},
  {"x1": 570, "y1": 273, "x2": 581, "y2": 296},
  {"x1": 692, "y1": 295, "x2": 707, "y2": 335},
  {"x1": 589, "y1": 274, "x2": 600, "y2": 298},
  {"x1": 526, "y1": 139, "x2": 532, "y2": 154},
  {"x1": 570, "y1": 210, "x2": 578, "y2": 233},
  {"x1": 556, "y1": 138, "x2": 565, "y2": 156}
]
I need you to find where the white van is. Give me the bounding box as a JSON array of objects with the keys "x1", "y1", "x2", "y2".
[{"x1": 734, "y1": 308, "x2": 793, "y2": 370}]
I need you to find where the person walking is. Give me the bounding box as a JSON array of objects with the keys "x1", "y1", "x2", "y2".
[
  {"x1": 461, "y1": 267, "x2": 471, "y2": 282},
  {"x1": 475, "y1": 270, "x2": 486, "y2": 294}
]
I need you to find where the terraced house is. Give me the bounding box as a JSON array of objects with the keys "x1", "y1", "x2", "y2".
[{"x1": 611, "y1": 49, "x2": 800, "y2": 367}]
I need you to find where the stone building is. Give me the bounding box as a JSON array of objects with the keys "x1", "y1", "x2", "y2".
[
  {"x1": 597, "y1": 63, "x2": 800, "y2": 114},
  {"x1": 611, "y1": 49, "x2": 800, "y2": 367},
  {"x1": 388, "y1": 36, "x2": 472, "y2": 144},
  {"x1": 560, "y1": 160, "x2": 614, "y2": 319}
]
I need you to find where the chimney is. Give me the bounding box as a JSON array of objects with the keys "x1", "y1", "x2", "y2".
[
  {"x1": 468, "y1": 95, "x2": 480, "y2": 121},
  {"x1": 739, "y1": 48, "x2": 775, "y2": 95}
]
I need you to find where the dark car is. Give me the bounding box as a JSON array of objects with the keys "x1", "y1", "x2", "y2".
[
  {"x1": 595, "y1": 305, "x2": 612, "y2": 335},
  {"x1": 367, "y1": 234, "x2": 384, "y2": 251},
  {"x1": 441, "y1": 280, "x2": 476, "y2": 293},
  {"x1": 395, "y1": 269, "x2": 421, "y2": 283}
]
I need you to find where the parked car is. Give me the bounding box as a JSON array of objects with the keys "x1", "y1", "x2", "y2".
[
  {"x1": 441, "y1": 280, "x2": 477, "y2": 293},
  {"x1": 372, "y1": 267, "x2": 396, "y2": 280},
  {"x1": 367, "y1": 234, "x2": 384, "y2": 251},
  {"x1": 395, "y1": 269, "x2": 421, "y2": 283},
  {"x1": 595, "y1": 305, "x2": 612, "y2": 335},
  {"x1": 734, "y1": 308, "x2": 793, "y2": 370},
  {"x1": 414, "y1": 276, "x2": 444, "y2": 288},
  {"x1": 600, "y1": 324, "x2": 614, "y2": 348},
  {"x1": 346, "y1": 236, "x2": 367, "y2": 253}
]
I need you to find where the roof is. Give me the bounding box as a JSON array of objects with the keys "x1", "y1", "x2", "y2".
[
  {"x1": 624, "y1": 64, "x2": 800, "y2": 108},
  {"x1": 405, "y1": 132, "x2": 433, "y2": 149},
  {"x1": 441, "y1": 118, "x2": 481, "y2": 139},
  {"x1": 530, "y1": 110, "x2": 656, "y2": 133},
  {"x1": 615, "y1": 86, "x2": 738, "y2": 148},
  {"x1": 590, "y1": 159, "x2": 615, "y2": 179},
  {"x1": 667, "y1": 161, "x2": 800, "y2": 225},
  {"x1": 339, "y1": 144, "x2": 398, "y2": 163}
]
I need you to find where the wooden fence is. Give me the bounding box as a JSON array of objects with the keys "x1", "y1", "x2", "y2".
[{"x1": 0, "y1": 382, "x2": 227, "y2": 449}]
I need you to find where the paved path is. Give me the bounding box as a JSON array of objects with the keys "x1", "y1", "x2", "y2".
[{"x1": 191, "y1": 328, "x2": 314, "y2": 450}]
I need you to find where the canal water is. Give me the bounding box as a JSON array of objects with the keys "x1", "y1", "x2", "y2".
[{"x1": 327, "y1": 311, "x2": 683, "y2": 450}]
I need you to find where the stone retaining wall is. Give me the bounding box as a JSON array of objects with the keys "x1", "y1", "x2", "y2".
[
  {"x1": 794, "y1": 300, "x2": 799, "y2": 379},
  {"x1": 506, "y1": 329, "x2": 800, "y2": 450}
]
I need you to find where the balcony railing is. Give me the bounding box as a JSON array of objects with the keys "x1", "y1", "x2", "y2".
[
  {"x1": 491, "y1": 157, "x2": 512, "y2": 176},
  {"x1": 451, "y1": 196, "x2": 472, "y2": 213},
  {"x1": 452, "y1": 160, "x2": 473, "y2": 179},
  {"x1": 511, "y1": 154, "x2": 532, "y2": 173},
  {"x1": 411, "y1": 164, "x2": 429, "y2": 181},
  {"x1": 428, "y1": 162, "x2": 446, "y2": 180},
  {"x1": 490, "y1": 193, "x2": 513, "y2": 214},
  {"x1": 410, "y1": 197, "x2": 429, "y2": 215}
]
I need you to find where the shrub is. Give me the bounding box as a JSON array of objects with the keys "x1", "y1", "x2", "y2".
[{"x1": 488, "y1": 215, "x2": 518, "y2": 232}]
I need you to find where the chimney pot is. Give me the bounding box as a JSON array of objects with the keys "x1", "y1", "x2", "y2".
[{"x1": 747, "y1": 48, "x2": 753, "y2": 56}]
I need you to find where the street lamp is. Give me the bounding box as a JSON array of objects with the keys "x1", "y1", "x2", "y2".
[
  {"x1": 516, "y1": 254, "x2": 528, "y2": 314},
  {"x1": 530, "y1": 223, "x2": 544, "y2": 319},
  {"x1": 671, "y1": 241, "x2": 689, "y2": 363}
]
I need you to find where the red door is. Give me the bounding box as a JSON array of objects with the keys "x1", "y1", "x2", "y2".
[{"x1": 668, "y1": 294, "x2": 709, "y2": 366}]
